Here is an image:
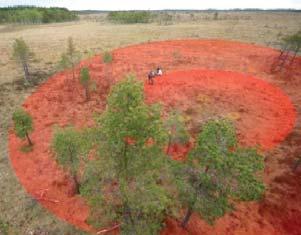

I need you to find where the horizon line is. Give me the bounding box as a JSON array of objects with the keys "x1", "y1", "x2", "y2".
[{"x1": 0, "y1": 5, "x2": 301, "y2": 11}]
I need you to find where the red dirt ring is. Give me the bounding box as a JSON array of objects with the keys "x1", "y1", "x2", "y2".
[{"x1": 8, "y1": 40, "x2": 298, "y2": 235}]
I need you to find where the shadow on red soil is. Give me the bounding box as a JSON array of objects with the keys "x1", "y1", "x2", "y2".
[{"x1": 8, "y1": 39, "x2": 301, "y2": 235}]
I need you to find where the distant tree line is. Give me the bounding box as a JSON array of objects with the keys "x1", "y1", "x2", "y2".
[
  {"x1": 0, "y1": 6, "x2": 79, "y2": 24},
  {"x1": 107, "y1": 11, "x2": 153, "y2": 24}
]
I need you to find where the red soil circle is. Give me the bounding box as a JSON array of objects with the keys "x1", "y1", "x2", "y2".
[{"x1": 8, "y1": 40, "x2": 300, "y2": 235}]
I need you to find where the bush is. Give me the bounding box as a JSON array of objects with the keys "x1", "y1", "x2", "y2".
[
  {"x1": 0, "y1": 219, "x2": 9, "y2": 235},
  {"x1": 103, "y1": 51, "x2": 113, "y2": 64},
  {"x1": 12, "y1": 108, "x2": 33, "y2": 146},
  {"x1": 107, "y1": 11, "x2": 153, "y2": 24},
  {"x1": 281, "y1": 31, "x2": 301, "y2": 53}
]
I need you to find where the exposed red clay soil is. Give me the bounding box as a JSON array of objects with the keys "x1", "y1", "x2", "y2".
[
  {"x1": 8, "y1": 39, "x2": 301, "y2": 235},
  {"x1": 145, "y1": 70, "x2": 295, "y2": 150}
]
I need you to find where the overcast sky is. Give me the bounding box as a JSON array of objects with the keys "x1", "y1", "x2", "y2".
[{"x1": 1, "y1": 0, "x2": 301, "y2": 10}]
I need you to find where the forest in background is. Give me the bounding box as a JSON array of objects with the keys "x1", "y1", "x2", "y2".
[{"x1": 0, "y1": 6, "x2": 79, "y2": 24}]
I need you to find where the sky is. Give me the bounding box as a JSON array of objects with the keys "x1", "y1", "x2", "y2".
[{"x1": 1, "y1": 0, "x2": 301, "y2": 10}]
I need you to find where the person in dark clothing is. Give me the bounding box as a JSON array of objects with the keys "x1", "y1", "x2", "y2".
[{"x1": 148, "y1": 70, "x2": 156, "y2": 85}]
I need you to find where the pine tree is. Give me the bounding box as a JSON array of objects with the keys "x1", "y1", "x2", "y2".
[
  {"x1": 172, "y1": 119, "x2": 265, "y2": 228},
  {"x1": 81, "y1": 75, "x2": 173, "y2": 234},
  {"x1": 12, "y1": 38, "x2": 34, "y2": 83},
  {"x1": 59, "y1": 37, "x2": 81, "y2": 80},
  {"x1": 80, "y1": 67, "x2": 91, "y2": 101},
  {"x1": 52, "y1": 127, "x2": 91, "y2": 194},
  {"x1": 12, "y1": 108, "x2": 34, "y2": 146}
]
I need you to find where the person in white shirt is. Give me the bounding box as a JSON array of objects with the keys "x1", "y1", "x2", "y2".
[{"x1": 156, "y1": 67, "x2": 163, "y2": 76}]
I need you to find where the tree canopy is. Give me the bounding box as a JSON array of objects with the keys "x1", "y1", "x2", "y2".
[
  {"x1": 172, "y1": 119, "x2": 265, "y2": 227},
  {"x1": 12, "y1": 38, "x2": 34, "y2": 82},
  {"x1": 52, "y1": 126, "x2": 92, "y2": 194},
  {"x1": 12, "y1": 108, "x2": 33, "y2": 146},
  {"x1": 81, "y1": 75, "x2": 174, "y2": 234}
]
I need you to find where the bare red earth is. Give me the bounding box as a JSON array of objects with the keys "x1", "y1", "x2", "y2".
[{"x1": 8, "y1": 40, "x2": 301, "y2": 235}]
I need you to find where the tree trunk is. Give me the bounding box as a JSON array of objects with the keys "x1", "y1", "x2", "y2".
[
  {"x1": 85, "y1": 86, "x2": 90, "y2": 101},
  {"x1": 166, "y1": 135, "x2": 172, "y2": 155},
  {"x1": 181, "y1": 207, "x2": 193, "y2": 228},
  {"x1": 22, "y1": 62, "x2": 30, "y2": 83},
  {"x1": 123, "y1": 203, "x2": 136, "y2": 235},
  {"x1": 289, "y1": 47, "x2": 300, "y2": 66},
  {"x1": 72, "y1": 63, "x2": 75, "y2": 80},
  {"x1": 73, "y1": 174, "x2": 80, "y2": 194},
  {"x1": 25, "y1": 132, "x2": 33, "y2": 146}
]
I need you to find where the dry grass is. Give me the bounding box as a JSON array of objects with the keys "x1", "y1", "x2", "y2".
[
  {"x1": 0, "y1": 11, "x2": 300, "y2": 234},
  {"x1": 0, "y1": 12, "x2": 300, "y2": 85}
]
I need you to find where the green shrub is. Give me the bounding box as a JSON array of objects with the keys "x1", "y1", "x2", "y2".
[
  {"x1": 281, "y1": 31, "x2": 301, "y2": 53},
  {"x1": 103, "y1": 51, "x2": 113, "y2": 64},
  {"x1": 12, "y1": 108, "x2": 33, "y2": 146},
  {"x1": 0, "y1": 219, "x2": 9, "y2": 235}
]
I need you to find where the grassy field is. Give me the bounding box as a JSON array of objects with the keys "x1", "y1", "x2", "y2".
[
  {"x1": 1, "y1": 11, "x2": 300, "y2": 85},
  {"x1": 0, "y1": 11, "x2": 300, "y2": 234}
]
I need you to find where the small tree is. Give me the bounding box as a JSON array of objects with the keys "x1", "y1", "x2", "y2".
[
  {"x1": 272, "y1": 31, "x2": 301, "y2": 72},
  {"x1": 172, "y1": 119, "x2": 265, "y2": 228},
  {"x1": 103, "y1": 51, "x2": 113, "y2": 64},
  {"x1": 80, "y1": 67, "x2": 92, "y2": 101},
  {"x1": 12, "y1": 108, "x2": 33, "y2": 146},
  {"x1": 52, "y1": 127, "x2": 90, "y2": 194},
  {"x1": 164, "y1": 110, "x2": 189, "y2": 155},
  {"x1": 12, "y1": 38, "x2": 34, "y2": 83},
  {"x1": 59, "y1": 37, "x2": 81, "y2": 80},
  {"x1": 102, "y1": 50, "x2": 114, "y2": 89}
]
